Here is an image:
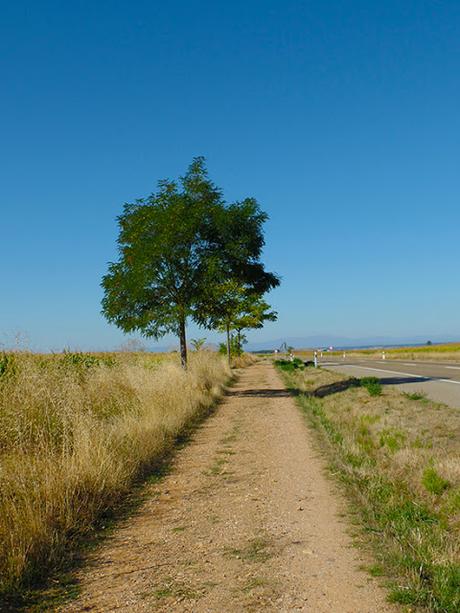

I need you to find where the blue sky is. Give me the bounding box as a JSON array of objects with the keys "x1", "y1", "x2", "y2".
[{"x1": 1, "y1": 1, "x2": 460, "y2": 350}]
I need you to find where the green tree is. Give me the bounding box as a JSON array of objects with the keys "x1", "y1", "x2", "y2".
[
  {"x1": 191, "y1": 337, "x2": 206, "y2": 351},
  {"x1": 198, "y1": 282, "x2": 277, "y2": 363},
  {"x1": 233, "y1": 295, "x2": 277, "y2": 352},
  {"x1": 101, "y1": 157, "x2": 223, "y2": 368},
  {"x1": 102, "y1": 157, "x2": 279, "y2": 368}
]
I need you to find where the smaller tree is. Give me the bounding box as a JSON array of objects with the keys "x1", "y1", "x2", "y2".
[
  {"x1": 197, "y1": 281, "x2": 277, "y2": 363},
  {"x1": 233, "y1": 296, "x2": 277, "y2": 353},
  {"x1": 191, "y1": 338, "x2": 207, "y2": 351}
]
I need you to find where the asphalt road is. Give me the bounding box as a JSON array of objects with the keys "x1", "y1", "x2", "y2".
[{"x1": 320, "y1": 357, "x2": 460, "y2": 408}]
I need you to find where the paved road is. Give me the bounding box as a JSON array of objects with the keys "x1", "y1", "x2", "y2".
[{"x1": 320, "y1": 358, "x2": 460, "y2": 408}]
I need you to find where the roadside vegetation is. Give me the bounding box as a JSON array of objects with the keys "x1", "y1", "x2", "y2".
[
  {"x1": 0, "y1": 350, "x2": 230, "y2": 601},
  {"x1": 276, "y1": 361, "x2": 460, "y2": 611}
]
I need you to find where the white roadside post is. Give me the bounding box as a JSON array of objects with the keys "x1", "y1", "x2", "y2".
[
  {"x1": 314, "y1": 350, "x2": 318, "y2": 368},
  {"x1": 382, "y1": 351, "x2": 386, "y2": 360}
]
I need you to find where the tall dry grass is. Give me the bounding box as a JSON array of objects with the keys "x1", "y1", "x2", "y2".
[{"x1": 0, "y1": 351, "x2": 229, "y2": 596}]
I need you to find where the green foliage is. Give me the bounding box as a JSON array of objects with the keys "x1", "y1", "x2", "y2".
[
  {"x1": 101, "y1": 157, "x2": 279, "y2": 368},
  {"x1": 422, "y1": 466, "x2": 450, "y2": 495},
  {"x1": 274, "y1": 358, "x2": 304, "y2": 372},
  {"x1": 379, "y1": 428, "x2": 406, "y2": 453},
  {"x1": 218, "y1": 335, "x2": 243, "y2": 358},
  {"x1": 403, "y1": 391, "x2": 428, "y2": 402},
  {"x1": 360, "y1": 376, "x2": 382, "y2": 396},
  {"x1": 190, "y1": 338, "x2": 206, "y2": 351},
  {"x1": 61, "y1": 352, "x2": 117, "y2": 369},
  {"x1": 101, "y1": 158, "x2": 223, "y2": 358},
  {"x1": 0, "y1": 353, "x2": 15, "y2": 379},
  {"x1": 233, "y1": 295, "x2": 277, "y2": 334}
]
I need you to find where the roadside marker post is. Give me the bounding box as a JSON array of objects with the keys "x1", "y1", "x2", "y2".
[{"x1": 314, "y1": 351, "x2": 318, "y2": 368}]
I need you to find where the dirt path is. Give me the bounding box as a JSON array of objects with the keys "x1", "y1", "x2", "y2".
[{"x1": 64, "y1": 362, "x2": 396, "y2": 612}]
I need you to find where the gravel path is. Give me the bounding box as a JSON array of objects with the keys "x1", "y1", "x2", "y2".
[{"x1": 64, "y1": 362, "x2": 396, "y2": 612}]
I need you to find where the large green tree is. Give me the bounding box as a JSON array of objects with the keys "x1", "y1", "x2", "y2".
[{"x1": 101, "y1": 158, "x2": 279, "y2": 367}]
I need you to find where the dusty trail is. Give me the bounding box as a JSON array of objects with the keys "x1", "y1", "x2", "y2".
[{"x1": 65, "y1": 362, "x2": 395, "y2": 612}]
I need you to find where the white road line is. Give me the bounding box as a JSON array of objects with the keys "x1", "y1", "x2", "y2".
[
  {"x1": 330, "y1": 365, "x2": 460, "y2": 386},
  {"x1": 445, "y1": 366, "x2": 460, "y2": 370}
]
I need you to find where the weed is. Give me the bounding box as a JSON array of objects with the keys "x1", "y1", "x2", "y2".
[
  {"x1": 224, "y1": 537, "x2": 272, "y2": 563},
  {"x1": 379, "y1": 428, "x2": 406, "y2": 453},
  {"x1": 152, "y1": 579, "x2": 201, "y2": 600},
  {"x1": 367, "y1": 563, "x2": 385, "y2": 577},
  {"x1": 422, "y1": 466, "x2": 450, "y2": 495},
  {"x1": 403, "y1": 391, "x2": 428, "y2": 402},
  {"x1": 274, "y1": 358, "x2": 304, "y2": 372},
  {"x1": 360, "y1": 377, "x2": 382, "y2": 396}
]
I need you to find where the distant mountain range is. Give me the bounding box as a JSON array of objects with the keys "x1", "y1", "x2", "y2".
[{"x1": 245, "y1": 335, "x2": 460, "y2": 351}]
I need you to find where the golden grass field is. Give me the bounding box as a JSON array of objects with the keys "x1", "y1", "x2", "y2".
[
  {"x1": 0, "y1": 350, "x2": 230, "y2": 598},
  {"x1": 277, "y1": 362, "x2": 460, "y2": 610},
  {"x1": 290, "y1": 342, "x2": 460, "y2": 362}
]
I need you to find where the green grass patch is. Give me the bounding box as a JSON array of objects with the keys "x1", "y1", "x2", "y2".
[
  {"x1": 274, "y1": 358, "x2": 305, "y2": 372},
  {"x1": 360, "y1": 376, "x2": 383, "y2": 396},
  {"x1": 422, "y1": 466, "x2": 450, "y2": 496},
  {"x1": 403, "y1": 391, "x2": 428, "y2": 402}
]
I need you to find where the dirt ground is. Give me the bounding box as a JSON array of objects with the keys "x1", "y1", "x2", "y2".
[{"x1": 64, "y1": 361, "x2": 396, "y2": 612}]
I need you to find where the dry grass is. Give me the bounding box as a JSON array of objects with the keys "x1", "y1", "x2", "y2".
[
  {"x1": 0, "y1": 350, "x2": 230, "y2": 597},
  {"x1": 231, "y1": 353, "x2": 258, "y2": 369},
  {"x1": 286, "y1": 342, "x2": 460, "y2": 362},
  {"x1": 279, "y1": 365, "x2": 460, "y2": 611}
]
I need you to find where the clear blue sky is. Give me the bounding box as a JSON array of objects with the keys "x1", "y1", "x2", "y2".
[{"x1": 2, "y1": 0, "x2": 460, "y2": 350}]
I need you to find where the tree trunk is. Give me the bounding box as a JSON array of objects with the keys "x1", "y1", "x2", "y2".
[
  {"x1": 226, "y1": 322, "x2": 231, "y2": 366},
  {"x1": 179, "y1": 316, "x2": 187, "y2": 369},
  {"x1": 237, "y1": 329, "x2": 241, "y2": 354}
]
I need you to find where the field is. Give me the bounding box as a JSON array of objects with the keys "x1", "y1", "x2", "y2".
[
  {"x1": 0, "y1": 350, "x2": 230, "y2": 601},
  {"x1": 285, "y1": 342, "x2": 460, "y2": 362},
  {"x1": 276, "y1": 360, "x2": 460, "y2": 611}
]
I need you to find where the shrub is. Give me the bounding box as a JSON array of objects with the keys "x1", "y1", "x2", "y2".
[
  {"x1": 360, "y1": 376, "x2": 382, "y2": 396},
  {"x1": 274, "y1": 358, "x2": 304, "y2": 373}
]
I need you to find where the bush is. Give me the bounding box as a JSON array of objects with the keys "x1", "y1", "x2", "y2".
[
  {"x1": 274, "y1": 358, "x2": 304, "y2": 372},
  {"x1": 360, "y1": 376, "x2": 382, "y2": 396}
]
